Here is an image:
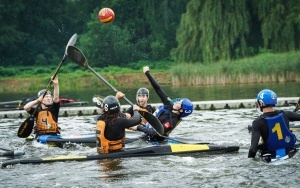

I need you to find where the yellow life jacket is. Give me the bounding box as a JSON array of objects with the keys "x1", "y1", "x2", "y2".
[
  {"x1": 96, "y1": 120, "x2": 125, "y2": 154},
  {"x1": 34, "y1": 110, "x2": 59, "y2": 135}
]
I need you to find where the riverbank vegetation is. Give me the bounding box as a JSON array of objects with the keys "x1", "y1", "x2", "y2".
[
  {"x1": 172, "y1": 51, "x2": 300, "y2": 85},
  {"x1": 0, "y1": 60, "x2": 173, "y2": 92},
  {"x1": 1, "y1": 51, "x2": 300, "y2": 92}
]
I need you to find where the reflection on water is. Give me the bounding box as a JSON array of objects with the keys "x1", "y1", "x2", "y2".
[
  {"x1": 1, "y1": 82, "x2": 300, "y2": 104},
  {"x1": 97, "y1": 159, "x2": 126, "y2": 181}
]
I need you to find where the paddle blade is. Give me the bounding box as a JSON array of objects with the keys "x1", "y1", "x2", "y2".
[
  {"x1": 65, "y1": 33, "x2": 77, "y2": 55},
  {"x1": 138, "y1": 111, "x2": 164, "y2": 136},
  {"x1": 67, "y1": 46, "x2": 88, "y2": 68},
  {"x1": 17, "y1": 116, "x2": 34, "y2": 138}
]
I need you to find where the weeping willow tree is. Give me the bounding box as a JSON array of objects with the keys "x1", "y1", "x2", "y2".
[
  {"x1": 251, "y1": 0, "x2": 300, "y2": 52},
  {"x1": 173, "y1": 0, "x2": 250, "y2": 63},
  {"x1": 141, "y1": 0, "x2": 188, "y2": 60}
]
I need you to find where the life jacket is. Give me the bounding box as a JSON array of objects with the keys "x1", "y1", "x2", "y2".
[
  {"x1": 96, "y1": 120, "x2": 125, "y2": 154},
  {"x1": 34, "y1": 109, "x2": 59, "y2": 135},
  {"x1": 265, "y1": 113, "x2": 296, "y2": 153},
  {"x1": 153, "y1": 106, "x2": 181, "y2": 136}
]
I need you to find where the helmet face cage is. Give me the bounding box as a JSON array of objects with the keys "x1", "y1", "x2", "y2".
[
  {"x1": 37, "y1": 89, "x2": 52, "y2": 97},
  {"x1": 102, "y1": 96, "x2": 120, "y2": 114},
  {"x1": 136, "y1": 88, "x2": 149, "y2": 104}
]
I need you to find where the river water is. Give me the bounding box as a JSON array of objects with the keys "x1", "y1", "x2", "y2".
[
  {"x1": 1, "y1": 106, "x2": 299, "y2": 187},
  {"x1": 1, "y1": 82, "x2": 300, "y2": 105}
]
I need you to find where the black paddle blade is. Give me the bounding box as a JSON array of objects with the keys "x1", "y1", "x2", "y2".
[
  {"x1": 67, "y1": 46, "x2": 88, "y2": 68},
  {"x1": 17, "y1": 116, "x2": 34, "y2": 138},
  {"x1": 138, "y1": 111, "x2": 164, "y2": 136}
]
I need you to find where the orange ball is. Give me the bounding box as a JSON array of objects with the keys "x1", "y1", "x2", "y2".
[{"x1": 98, "y1": 8, "x2": 115, "y2": 24}]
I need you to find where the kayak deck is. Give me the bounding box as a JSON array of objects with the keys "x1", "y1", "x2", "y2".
[
  {"x1": 25, "y1": 130, "x2": 144, "y2": 148},
  {"x1": 1, "y1": 144, "x2": 239, "y2": 168}
]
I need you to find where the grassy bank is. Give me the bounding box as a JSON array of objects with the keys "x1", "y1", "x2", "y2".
[
  {"x1": 0, "y1": 62, "x2": 172, "y2": 92},
  {"x1": 1, "y1": 51, "x2": 300, "y2": 92},
  {"x1": 171, "y1": 51, "x2": 300, "y2": 85}
]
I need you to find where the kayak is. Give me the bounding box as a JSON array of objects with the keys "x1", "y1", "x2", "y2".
[
  {"x1": 1, "y1": 144, "x2": 240, "y2": 167},
  {"x1": 25, "y1": 130, "x2": 144, "y2": 148},
  {"x1": 25, "y1": 130, "x2": 211, "y2": 148},
  {"x1": 0, "y1": 149, "x2": 25, "y2": 157},
  {"x1": 260, "y1": 144, "x2": 300, "y2": 163}
]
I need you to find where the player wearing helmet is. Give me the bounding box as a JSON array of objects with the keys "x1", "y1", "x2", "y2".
[
  {"x1": 125, "y1": 87, "x2": 155, "y2": 124},
  {"x1": 248, "y1": 89, "x2": 300, "y2": 162},
  {"x1": 96, "y1": 92, "x2": 142, "y2": 154},
  {"x1": 23, "y1": 76, "x2": 60, "y2": 137},
  {"x1": 131, "y1": 66, "x2": 193, "y2": 141}
]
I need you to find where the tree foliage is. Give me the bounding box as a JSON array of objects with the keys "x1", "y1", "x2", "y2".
[
  {"x1": 173, "y1": 0, "x2": 300, "y2": 63},
  {"x1": 0, "y1": 0, "x2": 299, "y2": 67}
]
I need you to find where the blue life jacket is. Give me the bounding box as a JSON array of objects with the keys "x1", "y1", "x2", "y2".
[
  {"x1": 144, "y1": 106, "x2": 169, "y2": 129},
  {"x1": 265, "y1": 113, "x2": 296, "y2": 152},
  {"x1": 153, "y1": 105, "x2": 170, "y2": 118}
]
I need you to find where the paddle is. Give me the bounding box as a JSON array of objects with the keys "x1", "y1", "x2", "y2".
[
  {"x1": 17, "y1": 33, "x2": 78, "y2": 138},
  {"x1": 0, "y1": 146, "x2": 13, "y2": 151},
  {"x1": 91, "y1": 98, "x2": 207, "y2": 144},
  {"x1": 67, "y1": 45, "x2": 164, "y2": 136},
  {"x1": 289, "y1": 97, "x2": 300, "y2": 112}
]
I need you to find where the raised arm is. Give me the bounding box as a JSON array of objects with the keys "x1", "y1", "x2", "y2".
[
  {"x1": 52, "y1": 76, "x2": 59, "y2": 103},
  {"x1": 143, "y1": 66, "x2": 170, "y2": 105}
]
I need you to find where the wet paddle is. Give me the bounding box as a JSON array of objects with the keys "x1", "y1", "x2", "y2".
[
  {"x1": 17, "y1": 33, "x2": 78, "y2": 138},
  {"x1": 67, "y1": 45, "x2": 164, "y2": 136},
  {"x1": 289, "y1": 97, "x2": 300, "y2": 112}
]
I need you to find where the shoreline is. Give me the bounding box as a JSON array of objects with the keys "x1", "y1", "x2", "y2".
[{"x1": 1, "y1": 97, "x2": 297, "y2": 119}]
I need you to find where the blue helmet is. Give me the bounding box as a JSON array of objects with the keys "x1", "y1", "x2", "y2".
[
  {"x1": 172, "y1": 98, "x2": 193, "y2": 117},
  {"x1": 256, "y1": 89, "x2": 277, "y2": 106},
  {"x1": 181, "y1": 98, "x2": 193, "y2": 117}
]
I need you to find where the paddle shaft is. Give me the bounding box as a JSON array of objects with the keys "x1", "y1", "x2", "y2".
[
  {"x1": 0, "y1": 147, "x2": 13, "y2": 151},
  {"x1": 67, "y1": 45, "x2": 164, "y2": 136},
  {"x1": 17, "y1": 34, "x2": 77, "y2": 138},
  {"x1": 31, "y1": 33, "x2": 77, "y2": 115},
  {"x1": 86, "y1": 65, "x2": 133, "y2": 105}
]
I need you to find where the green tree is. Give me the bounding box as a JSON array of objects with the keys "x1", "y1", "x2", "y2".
[
  {"x1": 252, "y1": 0, "x2": 300, "y2": 52},
  {"x1": 0, "y1": 0, "x2": 27, "y2": 65},
  {"x1": 79, "y1": 0, "x2": 187, "y2": 66},
  {"x1": 173, "y1": 0, "x2": 250, "y2": 63}
]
